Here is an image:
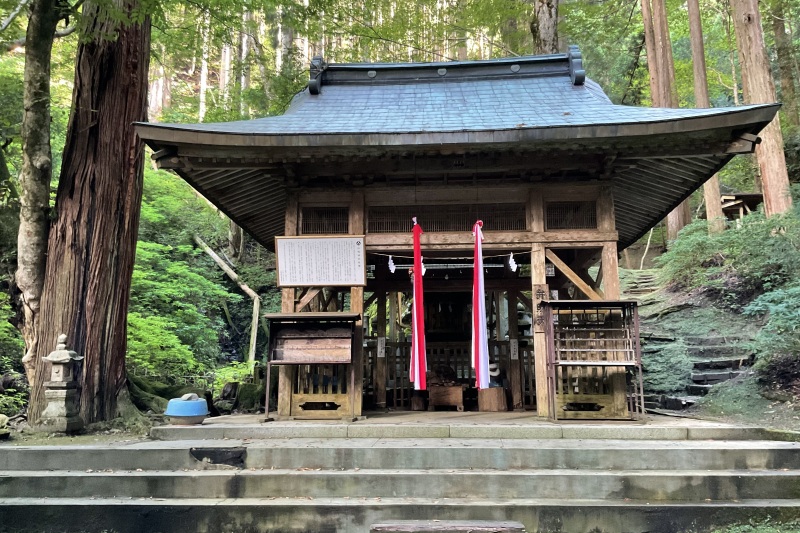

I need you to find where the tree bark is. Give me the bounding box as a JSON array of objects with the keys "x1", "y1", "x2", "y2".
[
  {"x1": 731, "y1": 0, "x2": 792, "y2": 215},
  {"x1": 199, "y1": 10, "x2": 210, "y2": 122},
  {"x1": 28, "y1": 0, "x2": 151, "y2": 424},
  {"x1": 16, "y1": 0, "x2": 59, "y2": 384},
  {"x1": 687, "y1": 0, "x2": 725, "y2": 234},
  {"x1": 770, "y1": 0, "x2": 799, "y2": 127},
  {"x1": 643, "y1": 0, "x2": 688, "y2": 241},
  {"x1": 530, "y1": 0, "x2": 559, "y2": 54}
]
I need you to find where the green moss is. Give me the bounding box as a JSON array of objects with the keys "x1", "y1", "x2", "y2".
[
  {"x1": 707, "y1": 519, "x2": 800, "y2": 533},
  {"x1": 642, "y1": 341, "x2": 693, "y2": 394},
  {"x1": 235, "y1": 382, "x2": 264, "y2": 411}
]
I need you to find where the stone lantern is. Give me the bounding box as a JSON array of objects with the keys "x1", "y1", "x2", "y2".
[{"x1": 38, "y1": 334, "x2": 84, "y2": 433}]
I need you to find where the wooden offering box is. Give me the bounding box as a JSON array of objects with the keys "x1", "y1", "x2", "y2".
[{"x1": 264, "y1": 312, "x2": 360, "y2": 419}]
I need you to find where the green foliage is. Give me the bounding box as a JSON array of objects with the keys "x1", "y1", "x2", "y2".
[
  {"x1": 642, "y1": 341, "x2": 693, "y2": 394},
  {"x1": 0, "y1": 292, "x2": 22, "y2": 363},
  {"x1": 657, "y1": 209, "x2": 800, "y2": 304},
  {"x1": 696, "y1": 374, "x2": 775, "y2": 417},
  {"x1": 129, "y1": 241, "x2": 241, "y2": 372},
  {"x1": 212, "y1": 360, "x2": 256, "y2": 394},
  {"x1": 126, "y1": 312, "x2": 199, "y2": 377},
  {"x1": 139, "y1": 168, "x2": 227, "y2": 245},
  {"x1": 0, "y1": 293, "x2": 25, "y2": 416}
]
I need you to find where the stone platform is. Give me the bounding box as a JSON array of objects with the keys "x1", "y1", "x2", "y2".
[{"x1": 1, "y1": 413, "x2": 799, "y2": 533}]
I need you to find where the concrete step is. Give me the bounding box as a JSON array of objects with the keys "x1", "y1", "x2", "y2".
[
  {"x1": 3, "y1": 468, "x2": 800, "y2": 501},
  {"x1": 1, "y1": 496, "x2": 799, "y2": 533},
  {"x1": 148, "y1": 422, "x2": 783, "y2": 441},
  {"x1": 4, "y1": 439, "x2": 800, "y2": 472}
]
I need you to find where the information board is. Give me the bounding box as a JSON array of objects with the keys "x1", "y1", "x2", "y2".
[{"x1": 275, "y1": 235, "x2": 366, "y2": 287}]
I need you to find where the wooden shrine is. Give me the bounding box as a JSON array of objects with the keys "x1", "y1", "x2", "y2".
[{"x1": 137, "y1": 47, "x2": 778, "y2": 420}]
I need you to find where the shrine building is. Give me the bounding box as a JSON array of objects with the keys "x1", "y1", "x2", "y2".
[{"x1": 136, "y1": 48, "x2": 778, "y2": 421}]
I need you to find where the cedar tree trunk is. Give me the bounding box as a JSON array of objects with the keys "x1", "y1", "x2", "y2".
[
  {"x1": 16, "y1": 0, "x2": 59, "y2": 384},
  {"x1": 731, "y1": 0, "x2": 792, "y2": 215},
  {"x1": 28, "y1": 0, "x2": 151, "y2": 424},
  {"x1": 687, "y1": 0, "x2": 725, "y2": 233},
  {"x1": 771, "y1": 0, "x2": 799, "y2": 127}
]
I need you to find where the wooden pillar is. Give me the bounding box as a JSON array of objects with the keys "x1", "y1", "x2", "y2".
[
  {"x1": 277, "y1": 192, "x2": 298, "y2": 417},
  {"x1": 376, "y1": 291, "x2": 387, "y2": 409},
  {"x1": 349, "y1": 191, "x2": 365, "y2": 417},
  {"x1": 531, "y1": 243, "x2": 549, "y2": 418},
  {"x1": 601, "y1": 242, "x2": 621, "y2": 299},
  {"x1": 508, "y1": 291, "x2": 524, "y2": 411}
]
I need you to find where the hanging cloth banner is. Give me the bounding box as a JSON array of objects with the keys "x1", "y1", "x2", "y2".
[
  {"x1": 409, "y1": 217, "x2": 427, "y2": 390},
  {"x1": 472, "y1": 220, "x2": 490, "y2": 389}
]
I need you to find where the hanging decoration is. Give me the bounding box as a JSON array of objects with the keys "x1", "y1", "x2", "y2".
[
  {"x1": 409, "y1": 217, "x2": 427, "y2": 390},
  {"x1": 388, "y1": 255, "x2": 396, "y2": 273},
  {"x1": 472, "y1": 220, "x2": 490, "y2": 389},
  {"x1": 508, "y1": 252, "x2": 518, "y2": 272}
]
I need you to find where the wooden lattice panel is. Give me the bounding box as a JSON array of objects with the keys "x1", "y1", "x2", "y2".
[
  {"x1": 368, "y1": 203, "x2": 527, "y2": 233},
  {"x1": 545, "y1": 201, "x2": 597, "y2": 230}
]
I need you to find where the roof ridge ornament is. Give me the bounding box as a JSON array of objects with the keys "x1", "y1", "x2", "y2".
[
  {"x1": 568, "y1": 45, "x2": 586, "y2": 86},
  {"x1": 309, "y1": 56, "x2": 327, "y2": 95}
]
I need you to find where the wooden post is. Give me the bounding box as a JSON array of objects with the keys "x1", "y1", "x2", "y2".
[
  {"x1": 277, "y1": 192, "x2": 299, "y2": 417},
  {"x1": 601, "y1": 242, "x2": 621, "y2": 300},
  {"x1": 508, "y1": 291, "x2": 524, "y2": 410},
  {"x1": 376, "y1": 291, "x2": 387, "y2": 409},
  {"x1": 531, "y1": 243, "x2": 549, "y2": 418},
  {"x1": 350, "y1": 191, "x2": 365, "y2": 417}
]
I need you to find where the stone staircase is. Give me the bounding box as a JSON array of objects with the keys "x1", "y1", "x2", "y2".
[
  {"x1": 1, "y1": 427, "x2": 799, "y2": 533},
  {"x1": 684, "y1": 335, "x2": 754, "y2": 396},
  {"x1": 623, "y1": 269, "x2": 660, "y2": 296},
  {"x1": 642, "y1": 334, "x2": 754, "y2": 410}
]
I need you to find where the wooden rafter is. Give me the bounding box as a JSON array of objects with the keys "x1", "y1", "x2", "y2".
[{"x1": 544, "y1": 249, "x2": 603, "y2": 300}]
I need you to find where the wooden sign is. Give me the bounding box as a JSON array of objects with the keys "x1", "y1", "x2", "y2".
[{"x1": 275, "y1": 235, "x2": 366, "y2": 287}]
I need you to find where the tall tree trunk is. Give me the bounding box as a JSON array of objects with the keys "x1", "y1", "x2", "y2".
[
  {"x1": 688, "y1": 0, "x2": 725, "y2": 234},
  {"x1": 731, "y1": 0, "x2": 792, "y2": 215},
  {"x1": 199, "y1": 11, "x2": 210, "y2": 122},
  {"x1": 28, "y1": 0, "x2": 151, "y2": 424},
  {"x1": 643, "y1": 0, "x2": 689, "y2": 241},
  {"x1": 770, "y1": 0, "x2": 799, "y2": 127},
  {"x1": 16, "y1": 0, "x2": 59, "y2": 384},
  {"x1": 530, "y1": 0, "x2": 558, "y2": 54}
]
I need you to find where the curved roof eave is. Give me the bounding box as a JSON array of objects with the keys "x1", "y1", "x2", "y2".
[{"x1": 135, "y1": 103, "x2": 779, "y2": 152}]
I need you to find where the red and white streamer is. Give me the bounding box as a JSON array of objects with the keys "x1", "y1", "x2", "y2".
[
  {"x1": 472, "y1": 220, "x2": 490, "y2": 389},
  {"x1": 409, "y1": 217, "x2": 427, "y2": 390}
]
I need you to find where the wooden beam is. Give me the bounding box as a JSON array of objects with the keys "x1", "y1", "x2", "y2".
[
  {"x1": 544, "y1": 249, "x2": 603, "y2": 301},
  {"x1": 295, "y1": 288, "x2": 322, "y2": 312},
  {"x1": 601, "y1": 242, "x2": 621, "y2": 299},
  {"x1": 278, "y1": 192, "x2": 299, "y2": 417},
  {"x1": 376, "y1": 291, "x2": 387, "y2": 409},
  {"x1": 365, "y1": 231, "x2": 619, "y2": 250},
  {"x1": 531, "y1": 244, "x2": 549, "y2": 418},
  {"x1": 507, "y1": 290, "x2": 524, "y2": 411},
  {"x1": 350, "y1": 191, "x2": 366, "y2": 418}
]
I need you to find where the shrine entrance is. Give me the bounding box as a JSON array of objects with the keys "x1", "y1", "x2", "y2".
[{"x1": 363, "y1": 253, "x2": 536, "y2": 413}]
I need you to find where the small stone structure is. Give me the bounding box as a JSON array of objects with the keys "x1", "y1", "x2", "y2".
[{"x1": 38, "y1": 334, "x2": 84, "y2": 433}]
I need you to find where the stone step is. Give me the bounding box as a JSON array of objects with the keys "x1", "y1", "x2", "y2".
[
  {"x1": 691, "y1": 370, "x2": 745, "y2": 384},
  {"x1": 687, "y1": 345, "x2": 750, "y2": 358},
  {"x1": 3, "y1": 468, "x2": 800, "y2": 501},
  {"x1": 692, "y1": 357, "x2": 752, "y2": 370},
  {"x1": 688, "y1": 384, "x2": 714, "y2": 396},
  {"x1": 683, "y1": 336, "x2": 749, "y2": 347},
  {"x1": 147, "y1": 422, "x2": 782, "y2": 442},
  {"x1": 1, "y1": 496, "x2": 798, "y2": 533},
  {"x1": 4, "y1": 439, "x2": 800, "y2": 472}
]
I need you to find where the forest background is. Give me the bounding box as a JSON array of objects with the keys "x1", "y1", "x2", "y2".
[{"x1": 0, "y1": 0, "x2": 799, "y2": 421}]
